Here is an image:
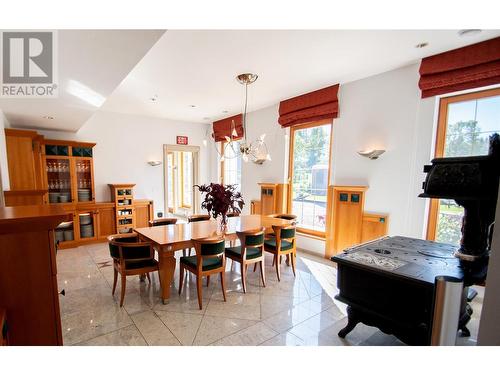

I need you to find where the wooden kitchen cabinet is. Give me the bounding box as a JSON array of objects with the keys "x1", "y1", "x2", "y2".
[
  {"x1": 0, "y1": 205, "x2": 70, "y2": 345},
  {"x1": 258, "y1": 183, "x2": 288, "y2": 215},
  {"x1": 5, "y1": 129, "x2": 44, "y2": 190}
]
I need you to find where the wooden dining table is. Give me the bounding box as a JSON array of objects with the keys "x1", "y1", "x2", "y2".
[{"x1": 134, "y1": 214, "x2": 292, "y2": 304}]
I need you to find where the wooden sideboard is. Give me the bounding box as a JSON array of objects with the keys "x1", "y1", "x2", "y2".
[{"x1": 0, "y1": 205, "x2": 71, "y2": 345}]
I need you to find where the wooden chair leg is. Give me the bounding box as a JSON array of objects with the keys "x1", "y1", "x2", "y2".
[
  {"x1": 196, "y1": 276, "x2": 203, "y2": 310},
  {"x1": 112, "y1": 267, "x2": 118, "y2": 295},
  {"x1": 183, "y1": 249, "x2": 187, "y2": 257},
  {"x1": 275, "y1": 255, "x2": 281, "y2": 282},
  {"x1": 286, "y1": 254, "x2": 290, "y2": 266},
  {"x1": 241, "y1": 262, "x2": 247, "y2": 293},
  {"x1": 179, "y1": 265, "x2": 184, "y2": 295},
  {"x1": 230, "y1": 258, "x2": 234, "y2": 271},
  {"x1": 146, "y1": 272, "x2": 151, "y2": 284},
  {"x1": 220, "y1": 271, "x2": 227, "y2": 302},
  {"x1": 272, "y1": 255, "x2": 275, "y2": 267},
  {"x1": 253, "y1": 263, "x2": 257, "y2": 272},
  {"x1": 120, "y1": 274, "x2": 126, "y2": 307},
  {"x1": 206, "y1": 275, "x2": 210, "y2": 287},
  {"x1": 259, "y1": 260, "x2": 266, "y2": 287},
  {"x1": 291, "y1": 252, "x2": 296, "y2": 277}
]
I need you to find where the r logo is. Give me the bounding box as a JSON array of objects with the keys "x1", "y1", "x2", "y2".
[{"x1": 2, "y1": 31, "x2": 53, "y2": 84}]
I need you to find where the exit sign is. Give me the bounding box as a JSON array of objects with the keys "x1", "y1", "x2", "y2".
[{"x1": 176, "y1": 136, "x2": 188, "y2": 145}]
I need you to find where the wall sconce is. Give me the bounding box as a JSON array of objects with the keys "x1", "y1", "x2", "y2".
[
  {"x1": 358, "y1": 149, "x2": 385, "y2": 160},
  {"x1": 147, "y1": 160, "x2": 162, "y2": 166}
]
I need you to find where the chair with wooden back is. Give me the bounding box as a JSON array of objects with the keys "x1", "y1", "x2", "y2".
[
  {"x1": 149, "y1": 217, "x2": 178, "y2": 227},
  {"x1": 179, "y1": 236, "x2": 226, "y2": 309},
  {"x1": 266, "y1": 214, "x2": 297, "y2": 267},
  {"x1": 264, "y1": 225, "x2": 297, "y2": 281},
  {"x1": 225, "y1": 227, "x2": 266, "y2": 293},
  {"x1": 187, "y1": 214, "x2": 211, "y2": 223},
  {"x1": 108, "y1": 233, "x2": 159, "y2": 307},
  {"x1": 226, "y1": 211, "x2": 240, "y2": 218},
  {"x1": 184, "y1": 214, "x2": 211, "y2": 256},
  {"x1": 268, "y1": 213, "x2": 297, "y2": 222}
]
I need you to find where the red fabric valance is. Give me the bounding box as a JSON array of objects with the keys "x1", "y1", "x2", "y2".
[
  {"x1": 212, "y1": 114, "x2": 243, "y2": 142},
  {"x1": 419, "y1": 37, "x2": 500, "y2": 98},
  {"x1": 278, "y1": 84, "x2": 339, "y2": 128}
]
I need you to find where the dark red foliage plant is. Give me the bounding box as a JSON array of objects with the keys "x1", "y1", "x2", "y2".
[{"x1": 194, "y1": 183, "x2": 244, "y2": 225}]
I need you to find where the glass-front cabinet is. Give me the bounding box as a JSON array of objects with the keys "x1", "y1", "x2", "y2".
[
  {"x1": 45, "y1": 157, "x2": 73, "y2": 204},
  {"x1": 43, "y1": 141, "x2": 95, "y2": 204},
  {"x1": 76, "y1": 210, "x2": 97, "y2": 241}
]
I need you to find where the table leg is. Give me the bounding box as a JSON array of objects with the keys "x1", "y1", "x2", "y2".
[{"x1": 158, "y1": 246, "x2": 176, "y2": 304}]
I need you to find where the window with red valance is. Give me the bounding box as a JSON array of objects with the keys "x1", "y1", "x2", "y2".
[
  {"x1": 419, "y1": 37, "x2": 500, "y2": 98},
  {"x1": 212, "y1": 114, "x2": 243, "y2": 142},
  {"x1": 278, "y1": 84, "x2": 339, "y2": 128}
]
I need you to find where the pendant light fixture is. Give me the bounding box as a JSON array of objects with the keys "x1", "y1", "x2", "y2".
[{"x1": 212, "y1": 73, "x2": 271, "y2": 164}]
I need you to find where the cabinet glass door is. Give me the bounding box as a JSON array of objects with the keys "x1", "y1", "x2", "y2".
[
  {"x1": 78, "y1": 211, "x2": 97, "y2": 240},
  {"x1": 74, "y1": 158, "x2": 94, "y2": 202},
  {"x1": 45, "y1": 158, "x2": 72, "y2": 203}
]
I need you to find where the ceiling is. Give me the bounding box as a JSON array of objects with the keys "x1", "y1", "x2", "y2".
[
  {"x1": 100, "y1": 30, "x2": 500, "y2": 125},
  {"x1": 0, "y1": 30, "x2": 165, "y2": 131},
  {"x1": 2, "y1": 29, "x2": 500, "y2": 131}
]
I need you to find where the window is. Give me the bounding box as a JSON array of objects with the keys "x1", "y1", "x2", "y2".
[
  {"x1": 220, "y1": 141, "x2": 242, "y2": 189},
  {"x1": 167, "y1": 152, "x2": 174, "y2": 212},
  {"x1": 288, "y1": 121, "x2": 332, "y2": 236},
  {"x1": 180, "y1": 151, "x2": 193, "y2": 208},
  {"x1": 428, "y1": 88, "x2": 500, "y2": 245}
]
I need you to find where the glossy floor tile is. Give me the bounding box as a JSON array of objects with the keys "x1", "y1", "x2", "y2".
[{"x1": 57, "y1": 243, "x2": 483, "y2": 346}]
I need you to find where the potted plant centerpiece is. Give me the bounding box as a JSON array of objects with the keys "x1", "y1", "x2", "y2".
[{"x1": 195, "y1": 183, "x2": 244, "y2": 232}]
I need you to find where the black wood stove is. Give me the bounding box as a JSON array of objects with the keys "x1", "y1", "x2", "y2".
[{"x1": 331, "y1": 134, "x2": 500, "y2": 345}]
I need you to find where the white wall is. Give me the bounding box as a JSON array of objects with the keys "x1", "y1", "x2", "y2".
[
  {"x1": 332, "y1": 63, "x2": 436, "y2": 237},
  {"x1": 235, "y1": 63, "x2": 437, "y2": 255},
  {"x1": 37, "y1": 111, "x2": 211, "y2": 217},
  {"x1": 0, "y1": 110, "x2": 10, "y2": 192}
]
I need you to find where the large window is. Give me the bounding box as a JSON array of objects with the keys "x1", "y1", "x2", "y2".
[
  {"x1": 288, "y1": 121, "x2": 332, "y2": 236},
  {"x1": 428, "y1": 88, "x2": 500, "y2": 245},
  {"x1": 180, "y1": 151, "x2": 193, "y2": 208},
  {"x1": 220, "y1": 141, "x2": 242, "y2": 189}
]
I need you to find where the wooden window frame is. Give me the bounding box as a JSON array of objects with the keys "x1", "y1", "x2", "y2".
[
  {"x1": 287, "y1": 119, "x2": 334, "y2": 238},
  {"x1": 219, "y1": 140, "x2": 241, "y2": 187},
  {"x1": 180, "y1": 151, "x2": 192, "y2": 209},
  {"x1": 426, "y1": 87, "x2": 500, "y2": 240}
]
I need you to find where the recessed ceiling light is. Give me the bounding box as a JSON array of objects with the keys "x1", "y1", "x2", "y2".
[
  {"x1": 415, "y1": 42, "x2": 429, "y2": 49},
  {"x1": 149, "y1": 95, "x2": 158, "y2": 103},
  {"x1": 458, "y1": 29, "x2": 482, "y2": 37},
  {"x1": 222, "y1": 110, "x2": 229, "y2": 114},
  {"x1": 189, "y1": 104, "x2": 196, "y2": 108},
  {"x1": 43, "y1": 115, "x2": 54, "y2": 120},
  {"x1": 202, "y1": 117, "x2": 210, "y2": 120}
]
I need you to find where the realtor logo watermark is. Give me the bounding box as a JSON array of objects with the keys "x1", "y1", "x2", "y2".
[{"x1": 1, "y1": 31, "x2": 58, "y2": 97}]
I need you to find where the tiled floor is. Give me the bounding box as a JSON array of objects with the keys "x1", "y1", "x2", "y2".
[{"x1": 56, "y1": 243, "x2": 483, "y2": 346}]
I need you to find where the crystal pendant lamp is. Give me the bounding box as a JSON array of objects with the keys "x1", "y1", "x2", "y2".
[{"x1": 216, "y1": 73, "x2": 271, "y2": 164}]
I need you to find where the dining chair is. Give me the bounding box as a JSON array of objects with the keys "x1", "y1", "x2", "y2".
[
  {"x1": 108, "y1": 233, "x2": 160, "y2": 307},
  {"x1": 179, "y1": 237, "x2": 227, "y2": 310},
  {"x1": 226, "y1": 211, "x2": 240, "y2": 218},
  {"x1": 187, "y1": 214, "x2": 211, "y2": 223},
  {"x1": 264, "y1": 224, "x2": 297, "y2": 281},
  {"x1": 184, "y1": 214, "x2": 211, "y2": 256},
  {"x1": 266, "y1": 214, "x2": 297, "y2": 266},
  {"x1": 149, "y1": 217, "x2": 178, "y2": 226},
  {"x1": 268, "y1": 213, "x2": 297, "y2": 222},
  {"x1": 225, "y1": 227, "x2": 266, "y2": 293}
]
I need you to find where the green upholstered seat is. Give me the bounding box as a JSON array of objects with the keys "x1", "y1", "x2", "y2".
[
  {"x1": 264, "y1": 238, "x2": 293, "y2": 251},
  {"x1": 225, "y1": 245, "x2": 262, "y2": 260},
  {"x1": 124, "y1": 259, "x2": 158, "y2": 270},
  {"x1": 180, "y1": 255, "x2": 223, "y2": 271}
]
